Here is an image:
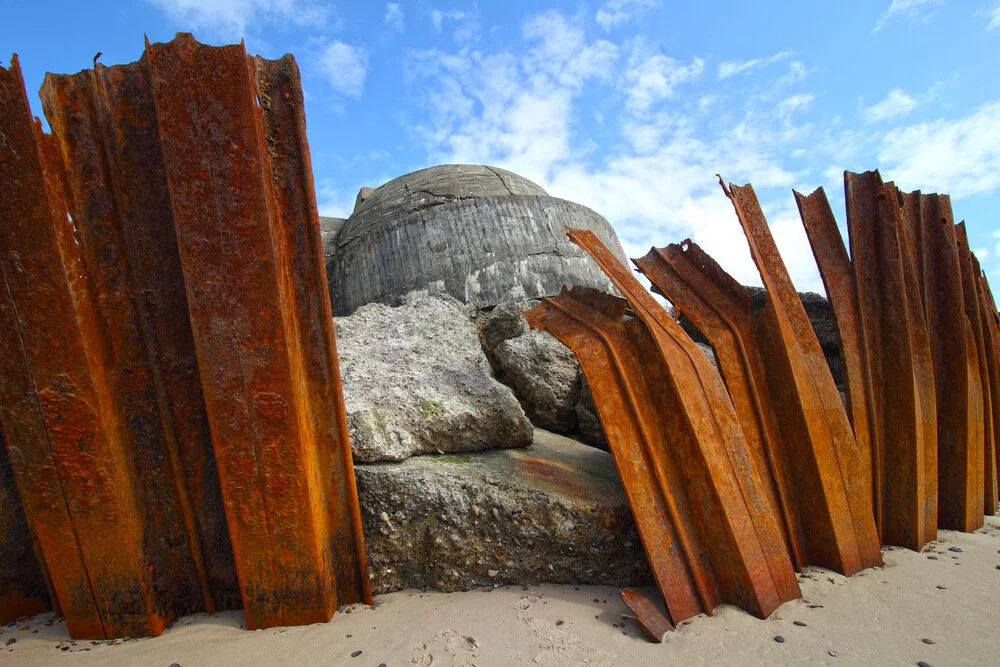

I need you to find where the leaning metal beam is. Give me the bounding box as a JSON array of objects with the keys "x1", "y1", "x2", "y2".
[
  {"x1": 966, "y1": 241, "x2": 1000, "y2": 515},
  {"x1": 633, "y1": 241, "x2": 807, "y2": 571},
  {"x1": 0, "y1": 34, "x2": 370, "y2": 637},
  {"x1": 723, "y1": 181, "x2": 882, "y2": 574},
  {"x1": 526, "y1": 232, "x2": 800, "y2": 626}
]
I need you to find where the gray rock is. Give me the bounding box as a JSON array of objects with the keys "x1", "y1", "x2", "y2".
[
  {"x1": 356, "y1": 429, "x2": 652, "y2": 594},
  {"x1": 335, "y1": 295, "x2": 532, "y2": 462},
  {"x1": 695, "y1": 342, "x2": 717, "y2": 369},
  {"x1": 574, "y1": 373, "x2": 607, "y2": 450},
  {"x1": 326, "y1": 164, "x2": 627, "y2": 315},
  {"x1": 493, "y1": 331, "x2": 581, "y2": 432},
  {"x1": 481, "y1": 296, "x2": 538, "y2": 351}
]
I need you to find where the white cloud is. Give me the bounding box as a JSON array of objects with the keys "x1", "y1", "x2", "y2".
[
  {"x1": 717, "y1": 51, "x2": 792, "y2": 79},
  {"x1": 878, "y1": 102, "x2": 1000, "y2": 198},
  {"x1": 522, "y1": 11, "x2": 618, "y2": 88},
  {"x1": 625, "y1": 46, "x2": 705, "y2": 112},
  {"x1": 318, "y1": 42, "x2": 369, "y2": 98},
  {"x1": 975, "y1": 246, "x2": 989, "y2": 261},
  {"x1": 989, "y1": 3, "x2": 1000, "y2": 30},
  {"x1": 385, "y1": 3, "x2": 404, "y2": 32},
  {"x1": 595, "y1": 0, "x2": 660, "y2": 31},
  {"x1": 429, "y1": 8, "x2": 479, "y2": 41},
  {"x1": 873, "y1": 0, "x2": 939, "y2": 32},
  {"x1": 146, "y1": 0, "x2": 331, "y2": 38},
  {"x1": 863, "y1": 89, "x2": 917, "y2": 122},
  {"x1": 777, "y1": 94, "x2": 814, "y2": 118}
]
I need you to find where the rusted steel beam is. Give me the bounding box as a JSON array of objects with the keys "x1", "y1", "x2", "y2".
[
  {"x1": 0, "y1": 427, "x2": 52, "y2": 623},
  {"x1": 912, "y1": 192, "x2": 983, "y2": 532},
  {"x1": 841, "y1": 172, "x2": 939, "y2": 548},
  {"x1": 633, "y1": 241, "x2": 807, "y2": 571},
  {"x1": 620, "y1": 588, "x2": 673, "y2": 642},
  {"x1": 955, "y1": 224, "x2": 998, "y2": 515},
  {"x1": 0, "y1": 34, "x2": 370, "y2": 638},
  {"x1": 795, "y1": 187, "x2": 881, "y2": 538},
  {"x1": 526, "y1": 231, "x2": 800, "y2": 625},
  {"x1": 722, "y1": 181, "x2": 882, "y2": 573},
  {"x1": 145, "y1": 34, "x2": 370, "y2": 628}
]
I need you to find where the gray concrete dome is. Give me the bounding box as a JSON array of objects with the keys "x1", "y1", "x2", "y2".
[{"x1": 322, "y1": 164, "x2": 627, "y2": 315}]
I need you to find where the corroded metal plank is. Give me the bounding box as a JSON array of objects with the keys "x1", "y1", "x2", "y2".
[
  {"x1": 633, "y1": 241, "x2": 807, "y2": 571},
  {"x1": 955, "y1": 224, "x2": 997, "y2": 515},
  {"x1": 723, "y1": 180, "x2": 881, "y2": 573},
  {"x1": 0, "y1": 427, "x2": 52, "y2": 623},
  {"x1": 912, "y1": 192, "x2": 982, "y2": 532},
  {"x1": 0, "y1": 56, "x2": 166, "y2": 639},
  {"x1": 527, "y1": 232, "x2": 800, "y2": 625},
  {"x1": 795, "y1": 187, "x2": 880, "y2": 538},
  {"x1": 844, "y1": 172, "x2": 938, "y2": 549},
  {"x1": 146, "y1": 34, "x2": 371, "y2": 628},
  {"x1": 0, "y1": 34, "x2": 370, "y2": 638},
  {"x1": 620, "y1": 588, "x2": 673, "y2": 642}
]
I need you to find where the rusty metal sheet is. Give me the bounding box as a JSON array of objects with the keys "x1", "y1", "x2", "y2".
[
  {"x1": 795, "y1": 187, "x2": 881, "y2": 538},
  {"x1": 620, "y1": 588, "x2": 673, "y2": 642},
  {"x1": 955, "y1": 224, "x2": 998, "y2": 516},
  {"x1": 0, "y1": 34, "x2": 370, "y2": 638},
  {"x1": 633, "y1": 241, "x2": 807, "y2": 571},
  {"x1": 722, "y1": 180, "x2": 882, "y2": 573},
  {"x1": 842, "y1": 172, "x2": 939, "y2": 548},
  {"x1": 912, "y1": 192, "x2": 982, "y2": 532},
  {"x1": 526, "y1": 231, "x2": 800, "y2": 625}
]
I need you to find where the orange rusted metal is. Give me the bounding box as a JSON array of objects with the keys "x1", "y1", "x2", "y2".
[
  {"x1": 632, "y1": 241, "x2": 807, "y2": 571},
  {"x1": 837, "y1": 172, "x2": 940, "y2": 547},
  {"x1": 954, "y1": 224, "x2": 997, "y2": 516},
  {"x1": 0, "y1": 34, "x2": 369, "y2": 638},
  {"x1": 620, "y1": 588, "x2": 673, "y2": 642},
  {"x1": 723, "y1": 181, "x2": 882, "y2": 573},
  {"x1": 525, "y1": 231, "x2": 800, "y2": 626}
]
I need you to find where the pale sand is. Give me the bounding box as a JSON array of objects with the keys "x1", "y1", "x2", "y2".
[{"x1": 6, "y1": 517, "x2": 1000, "y2": 666}]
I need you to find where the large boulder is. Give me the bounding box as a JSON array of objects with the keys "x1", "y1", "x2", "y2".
[
  {"x1": 492, "y1": 332, "x2": 581, "y2": 432},
  {"x1": 356, "y1": 429, "x2": 652, "y2": 594},
  {"x1": 335, "y1": 295, "x2": 533, "y2": 462},
  {"x1": 324, "y1": 164, "x2": 628, "y2": 315}
]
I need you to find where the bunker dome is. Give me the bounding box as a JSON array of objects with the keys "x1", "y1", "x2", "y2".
[{"x1": 321, "y1": 164, "x2": 628, "y2": 316}]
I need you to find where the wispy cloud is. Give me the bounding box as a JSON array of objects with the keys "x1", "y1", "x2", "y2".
[
  {"x1": 595, "y1": 0, "x2": 660, "y2": 31},
  {"x1": 430, "y1": 8, "x2": 479, "y2": 42},
  {"x1": 872, "y1": 0, "x2": 939, "y2": 32},
  {"x1": 146, "y1": 0, "x2": 331, "y2": 38},
  {"x1": 318, "y1": 41, "x2": 369, "y2": 98},
  {"x1": 988, "y1": 2, "x2": 1000, "y2": 30},
  {"x1": 625, "y1": 43, "x2": 704, "y2": 112},
  {"x1": 717, "y1": 51, "x2": 792, "y2": 80},
  {"x1": 385, "y1": 3, "x2": 404, "y2": 32},
  {"x1": 863, "y1": 89, "x2": 918, "y2": 122},
  {"x1": 879, "y1": 102, "x2": 1000, "y2": 198}
]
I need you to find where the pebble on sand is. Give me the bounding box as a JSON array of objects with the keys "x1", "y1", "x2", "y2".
[
  {"x1": 793, "y1": 621, "x2": 807, "y2": 627},
  {"x1": 351, "y1": 650, "x2": 362, "y2": 658},
  {"x1": 917, "y1": 662, "x2": 932, "y2": 667},
  {"x1": 774, "y1": 636, "x2": 785, "y2": 643},
  {"x1": 829, "y1": 650, "x2": 839, "y2": 657},
  {"x1": 921, "y1": 638, "x2": 935, "y2": 644},
  {"x1": 948, "y1": 547, "x2": 965, "y2": 553}
]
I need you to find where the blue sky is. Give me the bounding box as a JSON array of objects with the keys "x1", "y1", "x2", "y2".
[{"x1": 3, "y1": 0, "x2": 999, "y2": 292}]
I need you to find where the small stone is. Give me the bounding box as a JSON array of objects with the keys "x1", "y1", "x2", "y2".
[
  {"x1": 793, "y1": 621, "x2": 807, "y2": 626},
  {"x1": 170, "y1": 664, "x2": 181, "y2": 667},
  {"x1": 948, "y1": 546, "x2": 964, "y2": 553},
  {"x1": 493, "y1": 508, "x2": 502, "y2": 521},
  {"x1": 921, "y1": 638, "x2": 935, "y2": 645},
  {"x1": 351, "y1": 650, "x2": 363, "y2": 658},
  {"x1": 917, "y1": 662, "x2": 932, "y2": 667},
  {"x1": 487, "y1": 569, "x2": 499, "y2": 578},
  {"x1": 808, "y1": 605, "x2": 824, "y2": 609},
  {"x1": 927, "y1": 556, "x2": 938, "y2": 560},
  {"x1": 4, "y1": 639, "x2": 14, "y2": 646},
  {"x1": 380, "y1": 664, "x2": 387, "y2": 667},
  {"x1": 936, "y1": 585, "x2": 948, "y2": 589},
  {"x1": 380, "y1": 511, "x2": 390, "y2": 523},
  {"x1": 556, "y1": 620, "x2": 564, "y2": 626},
  {"x1": 774, "y1": 636, "x2": 785, "y2": 643},
  {"x1": 829, "y1": 650, "x2": 839, "y2": 657}
]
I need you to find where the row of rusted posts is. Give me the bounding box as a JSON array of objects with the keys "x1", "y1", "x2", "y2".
[
  {"x1": 528, "y1": 172, "x2": 997, "y2": 640},
  {"x1": 0, "y1": 34, "x2": 370, "y2": 638}
]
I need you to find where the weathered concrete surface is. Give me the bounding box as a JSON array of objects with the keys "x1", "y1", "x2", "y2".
[
  {"x1": 356, "y1": 429, "x2": 652, "y2": 594},
  {"x1": 325, "y1": 165, "x2": 627, "y2": 315},
  {"x1": 335, "y1": 295, "x2": 533, "y2": 462}
]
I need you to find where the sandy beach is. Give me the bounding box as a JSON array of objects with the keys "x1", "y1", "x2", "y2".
[{"x1": 3, "y1": 516, "x2": 999, "y2": 666}]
